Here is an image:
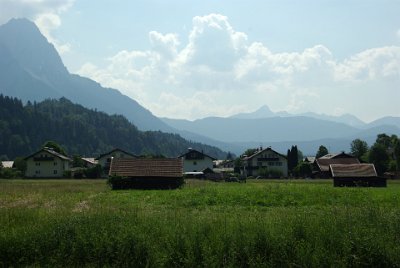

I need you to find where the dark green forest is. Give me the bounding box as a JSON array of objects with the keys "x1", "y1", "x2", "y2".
[{"x1": 0, "y1": 95, "x2": 227, "y2": 160}]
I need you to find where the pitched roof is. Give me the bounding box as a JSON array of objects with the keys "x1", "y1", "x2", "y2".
[
  {"x1": 109, "y1": 158, "x2": 183, "y2": 178},
  {"x1": 82, "y1": 158, "x2": 98, "y2": 165},
  {"x1": 24, "y1": 148, "x2": 72, "y2": 161},
  {"x1": 96, "y1": 148, "x2": 137, "y2": 160},
  {"x1": 320, "y1": 152, "x2": 354, "y2": 159},
  {"x1": 315, "y1": 157, "x2": 360, "y2": 172},
  {"x1": 1, "y1": 161, "x2": 14, "y2": 168},
  {"x1": 178, "y1": 148, "x2": 216, "y2": 160},
  {"x1": 244, "y1": 147, "x2": 287, "y2": 161},
  {"x1": 330, "y1": 164, "x2": 377, "y2": 178}
]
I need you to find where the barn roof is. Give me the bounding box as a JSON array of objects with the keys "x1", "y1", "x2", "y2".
[
  {"x1": 109, "y1": 158, "x2": 183, "y2": 178},
  {"x1": 315, "y1": 157, "x2": 360, "y2": 172},
  {"x1": 330, "y1": 164, "x2": 377, "y2": 178}
]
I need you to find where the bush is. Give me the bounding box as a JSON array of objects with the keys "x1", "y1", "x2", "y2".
[
  {"x1": 293, "y1": 162, "x2": 312, "y2": 178},
  {"x1": 84, "y1": 165, "x2": 102, "y2": 179}
]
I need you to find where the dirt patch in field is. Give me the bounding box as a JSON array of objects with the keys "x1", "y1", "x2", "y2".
[
  {"x1": 73, "y1": 200, "x2": 90, "y2": 212},
  {"x1": 0, "y1": 196, "x2": 38, "y2": 209}
]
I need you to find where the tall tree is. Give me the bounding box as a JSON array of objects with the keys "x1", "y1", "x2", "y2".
[
  {"x1": 350, "y1": 139, "x2": 369, "y2": 160},
  {"x1": 368, "y1": 143, "x2": 389, "y2": 175},
  {"x1": 287, "y1": 145, "x2": 299, "y2": 173},
  {"x1": 316, "y1": 145, "x2": 329, "y2": 158},
  {"x1": 376, "y1": 133, "x2": 392, "y2": 149},
  {"x1": 394, "y1": 138, "x2": 400, "y2": 171}
]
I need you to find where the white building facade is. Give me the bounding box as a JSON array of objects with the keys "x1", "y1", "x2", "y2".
[
  {"x1": 25, "y1": 148, "x2": 72, "y2": 178},
  {"x1": 179, "y1": 148, "x2": 215, "y2": 173},
  {"x1": 241, "y1": 147, "x2": 288, "y2": 177}
]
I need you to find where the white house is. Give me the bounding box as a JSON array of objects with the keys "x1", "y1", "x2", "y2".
[
  {"x1": 96, "y1": 148, "x2": 137, "y2": 176},
  {"x1": 241, "y1": 147, "x2": 288, "y2": 177},
  {"x1": 25, "y1": 148, "x2": 72, "y2": 178},
  {"x1": 179, "y1": 148, "x2": 216, "y2": 173}
]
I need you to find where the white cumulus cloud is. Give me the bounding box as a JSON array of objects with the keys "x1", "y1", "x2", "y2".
[{"x1": 76, "y1": 13, "x2": 400, "y2": 121}]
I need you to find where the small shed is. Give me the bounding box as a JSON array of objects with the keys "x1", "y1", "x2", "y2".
[
  {"x1": 330, "y1": 164, "x2": 386, "y2": 187},
  {"x1": 108, "y1": 158, "x2": 183, "y2": 189}
]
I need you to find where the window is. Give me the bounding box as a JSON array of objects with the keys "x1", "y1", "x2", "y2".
[
  {"x1": 54, "y1": 162, "x2": 57, "y2": 166},
  {"x1": 276, "y1": 162, "x2": 282, "y2": 166},
  {"x1": 54, "y1": 170, "x2": 58, "y2": 175},
  {"x1": 193, "y1": 161, "x2": 197, "y2": 165},
  {"x1": 35, "y1": 162, "x2": 40, "y2": 166},
  {"x1": 268, "y1": 162, "x2": 275, "y2": 166},
  {"x1": 35, "y1": 170, "x2": 40, "y2": 174},
  {"x1": 258, "y1": 161, "x2": 262, "y2": 167}
]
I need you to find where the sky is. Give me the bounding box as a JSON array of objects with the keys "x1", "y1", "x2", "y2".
[{"x1": 1, "y1": 0, "x2": 400, "y2": 122}]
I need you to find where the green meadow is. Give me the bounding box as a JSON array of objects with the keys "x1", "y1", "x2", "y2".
[{"x1": 1, "y1": 179, "x2": 400, "y2": 267}]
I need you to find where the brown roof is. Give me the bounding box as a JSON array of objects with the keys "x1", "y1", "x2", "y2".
[
  {"x1": 315, "y1": 157, "x2": 360, "y2": 172},
  {"x1": 109, "y1": 158, "x2": 183, "y2": 178},
  {"x1": 330, "y1": 164, "x2": 377, "y2": 178},
  {"x1": 24, "y1": 148, "x2": 72, "y2": 162}
]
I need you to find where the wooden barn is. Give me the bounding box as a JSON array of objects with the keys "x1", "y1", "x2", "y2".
[
  {"x1": 330, "y1": 163, "x2": 386, "y2": 187},
  {"x1": 314, "y1": 152, "x2": 360, "y2": 178},
  {"x1": 108, "y1": 158, "x2": 183, "y2": 189}
]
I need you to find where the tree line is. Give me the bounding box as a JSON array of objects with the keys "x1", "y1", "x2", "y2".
[{"x1": 0, "y1": 95, "x2": 228, "y2": 160}]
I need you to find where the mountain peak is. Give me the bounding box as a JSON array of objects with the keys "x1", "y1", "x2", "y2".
[
  {"x1": 0, "y1": 18, "x2": 68, "y2": 77},
  {"x1": 231, "y1": 104, "x2": 274, "y2": 119},
  {"x1": 255, "y1": 105, "x2": 273, "y2": 113}
]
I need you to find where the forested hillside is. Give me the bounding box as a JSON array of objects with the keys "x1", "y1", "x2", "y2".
[{"x1": 0, "y1": 95, "x2": 227, "y2": 159}]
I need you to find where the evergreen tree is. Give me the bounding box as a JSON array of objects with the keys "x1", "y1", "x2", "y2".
[{"x1": 316, "y1": 145, "x2": 329, "y2": 158}]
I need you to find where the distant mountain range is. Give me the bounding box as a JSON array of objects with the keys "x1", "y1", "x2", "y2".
[
  {"x1": 230, "y1": 105, "x2": 366, "y2": 127},
  {"x1": 1, "y1": 18, "x2": 399, "y2": 157},
  {"x1": 163, "y1": 110, "x2": 400, "y2": 155}
]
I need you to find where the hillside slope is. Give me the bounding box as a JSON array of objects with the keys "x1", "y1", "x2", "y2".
[
  {"x1": 0, "y1": 95, "x2": 227, "y2": 159},
  {"x1": 0, "y1": 18, "x2": 171, "y2": 132}
]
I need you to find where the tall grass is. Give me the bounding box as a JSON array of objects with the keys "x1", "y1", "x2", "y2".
[{"x1": 0, "y1": 179, "x2": 399, "y2": 267}]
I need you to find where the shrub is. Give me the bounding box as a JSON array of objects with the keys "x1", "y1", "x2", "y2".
[{"x1": 84, "y1": 165, "x2": 102, "y2": 179}]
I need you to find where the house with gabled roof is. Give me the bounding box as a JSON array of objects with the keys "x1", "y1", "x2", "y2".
[
  {"x1": 24, "y1": 147, "x2": 72, "y2": 178},
  {"x1": 241, "y1": 147, "x2": 288, "y2": 177},
  {"x1": 96, "y1": 148, "x2": 137, "y2": 176},
  {"x1": 179, "y1": 148, "x2": 216, "y2": 173},
  {"x1": 108, "y1": 158, "x2": 183, "y2": 189}
]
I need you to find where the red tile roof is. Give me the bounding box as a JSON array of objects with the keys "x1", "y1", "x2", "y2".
[
  {"x1": 109, "y1": 158, "x2": 183, "y2": 178},
  {"x1": 330, "y1": 164, "x2": 377, "y2": 178}
]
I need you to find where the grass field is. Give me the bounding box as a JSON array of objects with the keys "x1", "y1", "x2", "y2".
[{"x1": 1, "y1": 179, "x2": 400, "y2": 267}]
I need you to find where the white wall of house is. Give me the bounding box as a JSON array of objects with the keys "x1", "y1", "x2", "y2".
[
  {"x1": 183, "y1": 157, "x2": 214, "y2": 172},
  {"x1": 25, "y1": 152, "x2": 70, "y2": 178},
  {"x1": 242, "y1": 149, "x2": 288, "y2": 177}
]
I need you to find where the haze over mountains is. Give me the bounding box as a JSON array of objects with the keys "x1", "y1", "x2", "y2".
[
  {"x1": 1, "y1": 18, "x2": 399, "y2": 156},
  {"x1": 0, "y1": 18, "x2": 171, "y2": 132}
]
